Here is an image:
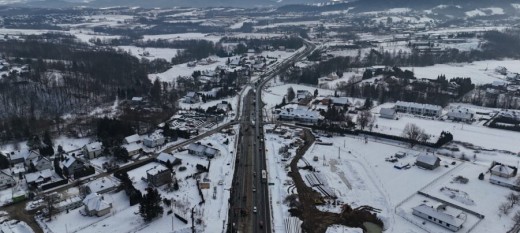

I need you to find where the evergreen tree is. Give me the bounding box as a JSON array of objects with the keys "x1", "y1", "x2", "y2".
[
  {"x1": 287, "y1": 87, "x2": 295, "y2": 101},
  {"x1": 151, "y1": 78, "x2": 162, "y2": 104},
  {"x1": 0, "y1": 153, "x2": 9, "y2": 169},
  {"x1": 139, "y1": 187, "x2": 163, "y2": 222},
  {"x1": 27, "y1": 135, "x2": 42, "y2": 151},
  {"x1": 314, "y1": 89, "x2": 318, "y2": 98},
  {"x1": 54, "y1": 158, "x2": 63, "y2": 177}
]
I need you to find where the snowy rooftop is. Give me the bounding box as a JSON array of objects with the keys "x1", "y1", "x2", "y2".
[
  {"x1": 87, "y1": 178, "x2": 118, "y2": 194},
  {"x1": 396, "y1": 101, "x2": 442, "y2": 111},
  {"x1": 85, "y1": 142, "x2": 102, "y2": 152},
  {"x1": 83, "y1": 193, "x2": 111, "y2": 212},
  {"x1": 413, "y1": 204, "x2": 465, "y2": 227},
  {"x1": 157, "y1": 152, "x2": 177, "y2": 164},
  {"x1": 25, "y1": 169, "x2": 53, "y2": 183},
  {"x1": 124, "y1": 134, "x2": 140, "y2": 144},
  {"x1": 62, "y1": 155, "x2": 77, "y2": 168},
  {"x1": 146, "y1": 164, "x2": 168, "y2": 176},
  {"x1": 416, "y1": 153, "x2": 440, "y2": 166}
]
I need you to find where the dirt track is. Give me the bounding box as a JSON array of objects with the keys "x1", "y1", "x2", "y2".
[{"x1": 289, "y1": 129, "x2": 383, "y2": 233}]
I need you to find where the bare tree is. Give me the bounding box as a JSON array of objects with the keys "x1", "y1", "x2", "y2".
[
  {"x1": 356, "y1": 110, "x2": 372, "y2": 130},
  {"x1": 402, "y1": 123, "x2": 427, "y2": 147},
  {"x1": 513, "y1": 210, "x2": 520, "y2": 222},
  {"x1": 507, "y1": 192, "x2": 520, "y2": 207},
  {"x1": 368, "y1": 115, "x2": 377, "y2": 132},
  {"x1": 499, "y1": 202, "x2": 512, "y2": 215}
]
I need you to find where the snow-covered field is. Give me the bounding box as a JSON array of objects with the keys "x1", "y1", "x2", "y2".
[
  {"x1": 117, "y1": 46, "x2": 181, "y2": 61},
  {"x1": 265, "y1": 125, "x2": 520, "y2": 233},
  {"x1": 401, "y1": 59, "x2": 520, "y2": 84},
  {"x1": 142, "y1": 33, "x2": 222, "y2": 43}
]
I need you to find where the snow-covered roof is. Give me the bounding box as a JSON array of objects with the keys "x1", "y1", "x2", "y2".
[
  {"x1": 413, "y1": 204, "x2": 465, "y2": 227},
  {"x1": 123, "y1": 143, "x2": 141, "y2": 152},
  {"x1": 143, "y1": 132, "x2": 164, "y2": 141},
  {"x1": 396, "y1": 101, "x2": 442, "y2": 111},
  {"x1": 25, "y1": 169, "x2": 53, "y2": 183},
  {"x1": 329, "y1": 97, "x2": 349, "y2": 105},
  {"x1": 62, "y1": 156, "x2": 76, "y2": 168},
  {"x1": 491, "y1": 164, "x2": 515, "y2": 176},
  {"x1": 186, "y1": 92, "x2": 197, "y2": 98},
  {"x1": 380, "y1": 108, "x2": 396, "y2": 116},
  {"x1": 131, "y1": 97, "x2": 143, "y2": 101},
  {"x1": 205, "y1": 147, "x2": 219, "y2": 156},
  {"x1": 447, "y1": 107, "x2": 474, "y2": 119},
  {"x1": 83, "y1": 193, "x2": 111, "y2": 212},
  {"x1": 146, "y1": 164, "x2": 168, "y2": 176},
  {"x1": 87, "y1": 178, "x2": 118, "y2": 194},
  {"x1": 416, "y1": 153, "x2": 440, "y2": 166},
  {"x1": 84, "y1": 142, "x2": 102, "y2": 152},
  {"x1": 279, "y1": 108, "x2": 322, "y2": 120},
  {"x1": 124, "y1": 134, "x2": 140, "y2": 144},
  {"x1": 188, "y1": 143, "x2": 206, "y2": 153},
  {"x1": 157, "y1": 152, "x2": 177, "y2": 164}
]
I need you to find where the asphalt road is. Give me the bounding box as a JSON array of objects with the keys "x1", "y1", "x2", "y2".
[{"x1": 252, "y1": 39, "x2": 317, "y2": 233}]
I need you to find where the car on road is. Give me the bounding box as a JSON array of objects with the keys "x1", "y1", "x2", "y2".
[
  {"x1": 253, "y1": 206, "x2": 257, "y2": 213},
  {"x1": 259, "y1": 221, "x2": 264, "y2": 228},
  {"x1": 253, "y1": 186, "x2": 256, "y2": 192}
]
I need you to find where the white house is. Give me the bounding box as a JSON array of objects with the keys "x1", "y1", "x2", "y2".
[
  {"x1": 395, "y1": 101, "x2": 442, "y2": 117},
  {"x1": 123, "y1": 143, "x2": 142, "y2": 157},
  {"x1": 83, "y1": 142, "x2": 103, "y2": 159},
  {"x1": 86, "y1": 178, "x2": 118, "y2": 194},
  {"x1": 0, "y1": 171, "x2": 15, "y2": 190},
  {"x1": 156, "y1": 152, "x2": 178, "y2": 165},
  {"x1": 29, "y1": 156, "x2": 53, "y2": 171},
  {"x1": 187, "y1": 143, "x2": 220, "y2": 158},
  {"x1": 379, "y1": 108, "x2": 397, "y2": 119},
  {"x1": 447, "y1": 107, "x2": 474, "y2": 122},
  {"x1": 278, "y1": 108, "x2": 322, "y2": 124},
  {"x1": 416, "y1": 153, "x2": 441, "y2": 170},
  {"x1": 143, "y1": 133, "x2": 165, "y2": 148},
  {"x1": 25, "y1": 169, "x2": 53, "y2": 186},
  {"x1": 412, "y1": 203, "x2": 466, "y2": 231},
  {"x1": 82, "y1": 193, "x2": 112, "y2": 217}
]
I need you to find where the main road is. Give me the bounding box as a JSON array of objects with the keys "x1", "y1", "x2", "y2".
[{"x1": 228, "y1": 39, "x2": 316, "y2": 233}]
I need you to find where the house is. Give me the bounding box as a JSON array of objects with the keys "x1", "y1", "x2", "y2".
[
  {"x1": 395, "y1": 101, "x2": 442, "y2": 117},
  {"x1": 56, "y1": 196, "x2": 82, "y2": 212},
  {"x1": 329, "y1": 97, "x2": 350, "y2": 108},
  {"x1": 216, "y1": 103, "x2": 230, "y2": 113},
  {"x1": 62, "y1": 155, "x2": 84, "y2": 175},
  {"x1": 187, "y1": 143, "x2": 206, "y2": 156},
  {"x1": 86, "y1": 178, "x2": 118, "y2": 194},
  {"x1": 183, "y1": 92, "x2": 199, "y2": 104},
  {"x1": 143, "y1": 133, "x2": 165, "y2": 148},
  {"x1": 156, "y1": 152, "x2": 180, "y2": 166},
  {"x1": 146, "y1": 164, "x2": 171, "y2": 187},
  {"x1": 83, "y1": 142, "x2": 103, "y2": 159},
  {"x1": 490, "y1": 174, "x2": 520, "y2": 190},
  {"x1": 412, "y1": 203, "x2": 466, "y2": 231},
  {"x1": 25, "y1": 169, "x2": 53, "y2": 186},
  {"x1": 0, "y1": 171, "x2": 15, "y2": 190},
  {"x1": 416, "y1": 153, "x2": 441, "y2": 170},
  {"x1": 447, "y1": 107, "x2": 474, "y2": 122},
  {"x1": 82, "y1": 193, "x2": 112, "y2": 217},
  {"x1": 490, "y1": 163, "x2": 517, "y2": 178},
  {"x1": 379, "y1": 108, "x2": 397, "y2": 119},
  {"x1": 278, "y1": 108, "x2": 323, "y2": 124},
  {"x1": 29, "y1": 156, "x2": 52, "y2": 171},
  {"x1": 296, "y1": 90, "x2": 312, "y2": 101},
  {"x1": 15, "y1": 150, "x2": 41, "y2": 166},
  {"x1": 187, "y1": 143, "x2": 220, "y2": 158},
  {"x1": 124, "y1": 134, "x2": 141, "y2": 144},
  {"x1": 123, "y1": 143, "x2": 141, "y2": 157}
]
